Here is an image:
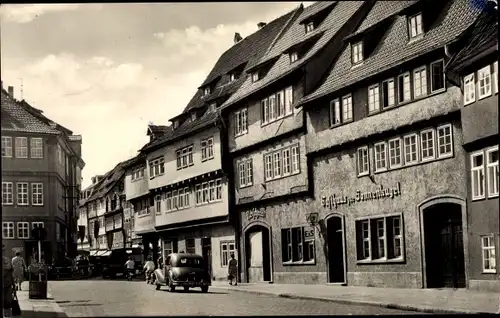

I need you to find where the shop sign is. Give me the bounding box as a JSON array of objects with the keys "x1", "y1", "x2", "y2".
[
  {"x1": 245, "y1": 207, "x2": 266, "y2": 221},
  {"x1": 322, "y1": 182, "x2": 401, "y2": 209}
]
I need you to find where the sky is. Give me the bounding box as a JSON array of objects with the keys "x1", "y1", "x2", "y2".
[{"x1": 0, "y1": 2, "x2": 314, "y2": 188}]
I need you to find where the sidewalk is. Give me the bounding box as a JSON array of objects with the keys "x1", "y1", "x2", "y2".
[
  {"x1": 211, "y1": 281, "x2": 500, "y2": 314},
  {"x1": 16, "y1": 282, "x2": 66, "y2": 318}
]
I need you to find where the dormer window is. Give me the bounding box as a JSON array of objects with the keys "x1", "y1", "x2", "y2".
[
  {"x1": 208, "y1": 103, "x2": 217, "y2": 113},
  {"x1": 203, "y1": 87, "x2": 211, "y2": 97},
  {"x1": 173, "y1": 120, "x2": 179, "y2": 129},
  {"x1": 305, "y1": 21, "x2": 315, "y2": 33},
  {"x1": 290, "y1": 52, "x2": 299, "y2": 63},
  {"x1": 409, "y1": 13, "x2": 423, "y2": 39},
  {"x1": 352, "y1": 41, "x2": 363, "y2": 65},
  {"x1": 191, "y1": 112, "x2": 197, "y2": 121},
  {"x1": 230, "y1": 73, "x2": 238, "y2": 82},
  {"x1": 252, "y1": 72, "x2": 260, "y2": 83}
]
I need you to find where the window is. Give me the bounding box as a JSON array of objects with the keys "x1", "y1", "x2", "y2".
[
  {"x1": 478, "y1": 65, "x2": 492, "y2": 99},
  {"x1": 356, "y1": 216, "x2": 403, "y2": 261},
  {"x1": 398, "y1": 72, "x2": 411, "y2": 103},
  {"x1": 262, "y1": 88, "x2": 293, "y2": 125},
  {"x1": 437, "y1": 124, "x2": 453, "y2": 158},
  {"x1": 357, "y1": 146, "x2": 369, "y2": 176},
  {"x1": 17, "y1": 222, "x2": 29, "y2": 239},
  {"x1": 264, "y1": 154, "x2": 273, "y2": 180},
  {"x1": 413, "y1": 66, "x2": 427, "y2": 98},
  {"x1": 282, "y1": 148, "x2": 291, "y2": 176},
  {"x1": 252, "y1": 72, "x2": 260, "y2": 83},
  {"x1": 486, "y1": 146, "x2": 499, "y2": 197},
  {"x1": 166, "y1": 192, "x2": 172, "y2": 211},
  {"x1": 291, "y1": 145, "x2": 300, "y2": 174},
  {"x1": 238, "y1": 159, "x2": 253, "y2": 188},
  {"x1": 368, "y1": 85, "x2": 380, "y2": 113},
  {"x1": 430, "y1": 60, "x2": 445, "y2": 93},
  {"x1": 494, "y1": 61, "x2": 498, "y2": 94},
  {"x1": 281, "y1": 227, "x2": 315, "y2": 263},
  {"x1": 382, "y1": 79, "x2": 395, "y2": 108},
  {"x1": 172, "y1": 190, "x2": 178, "y2": 209},
  {"x1": 403, "y1": 134, "x2": 419, "y2": 165},
  {"x1": 285, "y1": 86, "x2": 294, "y2": 115},
  {"x1": 149, "y1": 157, "x2": 165, "y2": 177},
  {"x1": 208, "y1": 103, "x2": 217, "y2": 114},
  {"x1": 342, "y1": 94, "x2": 353, "y2": 122},
  {"x1": 209, "y1": 181, "x2": 215, "y2": 202},
  {"x1": 201, "y1": 137, "x2": 214, "y2": 161},
  {"x1": 1, "y1": 136, "x2": 12, "y2": 158},
  {"x1": 481, "y1": 235, "x2": 496, "y2": 273},
  {"x1": 2, "y1": 182, "x2": 13, "y2": 205},
  {"x1": 176, "y1": 145, "x2": 194, "y2": 170},
  {"x1": 388, "y1": 138, "x2": 402, "y2": 168},
  {"x1": 155, "y1": 195, "x2": 162, "y2": 215},
  {"x1": 30, "y1": 138, "x2": 43, "y2": 158},
  {"x1": 195, "y1": 179, "x2": 221, "y2": 204},
  {"x1": 229, "y1": 73, "x2": 237, "y2": 82},
  {"x1": 203, "y1": 87, "x2": 211, "y2": 96},
  {"x1": 216, "y1": 179, "x2": 222, "y2": 200},
  {"x1": 184, "y1": 187, "x2": 190, "y2": 207},
  {"x1": 164, "y1": 240, "x2": 174, "y2": 256},
  {"x1": 31, "y1": 183, "x2": 43, "y2": 206},
  {"x1": 329, "y1": 99, "x2": 341, "y2": 126},
  {"x1": 2, "y1": 222, "x2": 14, "y2": 239},
  {"x1": 191, "y1": 112, "x2": 197, "y2": 121},
  {"x1": 374, "y1": 142, "x2": 387, "y2": 172},
  {"x1": 131, "y1": 167, "x2": 145, "y2": 181},
  {"x1": 195, "y1": 185, "x2": 202, "y2": 205},
  {"x1": 273, "y1": 152, "x2": 281, "y2": 177},
  {"x1": 234, "y1": 108, "x2": 248, "y2": 136},
  {"x1": 15, "y1": 137, "x2": 28, "y2": 158},
  {"x1": 420, "y1": 129, "x2": 435, "y2": 161},
  {"x1": 221, "y1": 241, "x2": 236, "y2": 266},
  {"x1": 17, "y1": 183, "x2": 28, "y2": 205},
  {"x1": 56, "y1": 144, "x2": 62, "y2": 164},
  {"x1": 305, "y1": 21, "x2": 315, "y2": 33},
  {"x1": 276, "y1": 91, "x2": 285, "y2": 118},
  {"x1": 186, "y1": 238, "x2": 196, "y2": 254},
  {"x1": 409, "y1": 13, "x2": 423, "y2": 38},
  {"x1": 290, "y1": 52, "x2": 298, "y2": 63},
  {"x1": 264, "y1": 145, "x2": 300, "y2": 181},
  {"x1": 329, "y1": 95, "x2": 354, "y2": 125},
  {"x1": 32, "y1": 222, "x2": 44, "y2": 230},
  {"x1": 464, "y1": 74, "x2": 475, "y2": 105},
  {"x1": 352, "y1": 41, "x2": 363, "y2": 64},
  {"x1": 471, "y1": 151, "x2": 485, "y2": 200},
  {"x1": 173, "y1": 120, "x2": 179, "y2": 129}
]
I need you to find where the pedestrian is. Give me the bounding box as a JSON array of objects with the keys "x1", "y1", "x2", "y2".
[
  {"x1": 157, "y1": 254, "x2": 163, "y2": 269},
  {"x1": 143, "y1": 256, "x2": 155, "y2": 284},
  {"x1": 124, "y1": 256, "x2": 135, "y2": 281},
  {"x1": 3, "y1": 244, "x2": 15, "y2": 317},
  {"x1": 228, "y1": 253, "x2": 238, "y2": 286},
  {"x1": 11, "y1": 252, "x2": 27, "y2": 291}
]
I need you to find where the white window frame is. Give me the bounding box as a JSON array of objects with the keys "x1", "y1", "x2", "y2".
[
  {"x1": 15, "y1": 137, "x2": 28, "y2": 158},
  {"x1": 305, "y1": 21, "x2": 315, "y2": 33},
  {"x1": 420, "y1": 129, "x2": 435, "y2": 162},
  {"x1": 176, "y1": 146, "x2": 194, "y2": 170},
  {"x1": 221, "y1": 241, "x2": 236, "y2": 267},
  {"x1": 273, "y1": 152, "x2": 281, "y2": 178},
  {"x1": 368, "y1": 85, "x2": 380, "y2": 113},
  {"x1": 201, "y1": 137, "x2": 214, "y2": 162},
  {"x1": 437, "y1": 124, "x2": 453, "y2": 159},
  {"x1": 471, "y1": 150, "x2": 486, "y2": 201},
  {"x1": 413, "y1": 66, "x2": 427, "y2": 98},
  {"x1": 149, "y1": 157, "x2": 165, "y2": 177},
  {"x1": 403, "y1": 133, "x2": 419, "y2": 165},
  {"x1": 203, "y1": 87, "x2": 211, "y2": 97},
  {"x1": 155, "y1": 195, "x2": 162, "y2": 215},
  {"x1": 352, "y1": 41, "x2": 363, "y2": 64},
  {"x1": 430, "y1": 59, "x2": 446, "y2": 93},
  {"x1": 464, "y1": 73, "x2": 476, "y2": 105},
  {"x1": 376, "y1": 219, "x2": 387, "y2": 260},
  {"x1": 409, "y1": 13, "x2": 423, "y2": 39},
  {"x1": 291, "y1": 145, "x2": 300, "y2": 174},
  {"x1": 374, "y1": 142, "x2": 387, "y2": 172},
  {"x1": 285, "y1": 86, "x2": 294, "y2": 115},
  {"x1": 32, "y1": 222, "x2": 44, "y2": 230},
  {"x1": 357, "y1": 146, "x2": 369, "y2": 176},
  {"x1": 195, "y1": 185, "x2": 202, "y2": 205},
  {"x1": 282, "y1": 148, "x2": 291, "y2": 176},
  {"x1": 486, "y1": 146, "x2": 499, "y2": 198},
  {"x1": 234, "y1": 108, "x2": 248, "y2": 136},
  {"x1": 2, "y1": 182, "x2": 13, "y2": 205},
  {"x1": 342, "y1": 94, "x2": 353, "y2": 123},
  {"x1": 481, "y1": 235, "x2": 497, "y2": 273},
  {"x1": 1, "y1": 136, "x2": 12, "y2": 158},
  {"x1": 361, "y1": 220, "x2": 371, "y2": 260},
  {"x1": 216, "y1": 179, "x2": 222, "y2": 201},
  {"x1": 184, "y1": 187, "x2": 191, "y2": 206},
  {"x1": 166, "y1": 192, "x2": 172, "y2": 211},
  {"x1": 17, "y1": 182, "x2": 29, "y2": 206},
  {"x1": 30, "y1": 138, "x2": 43, "y2": 159},
  {"x1": 31, "y1": 183, "x2": 44, "y2": 206},
  {"x1": 238, "y1": 159, "x2": 253, "y2": 188},
  {"x1": 329, "y1": 99, "x2": 341, "y2": 126},
  {"x1": 398, "y1": 72, "x2": 411, "y2": 103},
  {"x1": 388, "y1": 138, "x2": 402, "y2": 169},
  {"x1": 290, "y1": 52, "x2": 298, "y2": 63},
  {"x1": 392, "y1": 217, "x2": 403, "y2": 259},
  {"x1": 382, "y1": 78, "x2": 395, "y2": 108},
  {"x1": 17, "y1": 222, "x2": 30, "y2": 239},
  {"x1": 477, "y1": 65, "x2": 492, "y2": 100},
  {"x1": 493, "y1": 61, "x2": 498, "y2": 94},
  {"x1": 252, "y1": 72, "x2": 260, "y2": 83},
  {"x1": 2, "y1": 222, "x2": 14, "y2": 239}
]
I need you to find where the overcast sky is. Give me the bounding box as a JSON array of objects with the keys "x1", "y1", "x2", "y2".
[{"x1": 1, "y1": 3, "x2": 313, "y2": 188}]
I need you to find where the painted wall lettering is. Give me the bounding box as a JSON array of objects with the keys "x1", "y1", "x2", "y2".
[
  {"x1": 245, "y1": 207, "x2": 266, "y2": 221},
  {"x1": 322, "y1": 182, "x2": 402, "y2": 209}
]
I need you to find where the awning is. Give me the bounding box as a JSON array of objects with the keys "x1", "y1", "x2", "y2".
[
  {"x1": 99, "y1": 251, "x2": 111, "y2": 257},
  {"x1": 89, "y1": 250, "x2": 99, "y2": 256}
]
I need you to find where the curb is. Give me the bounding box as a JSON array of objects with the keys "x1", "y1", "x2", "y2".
[{"x1": 210, "y1": 286, "x2": 497, "y2": 315}]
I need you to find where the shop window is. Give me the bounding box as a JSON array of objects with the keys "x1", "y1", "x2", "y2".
[
  {"x1": 481, "y1": 235, "x2": 496, "y2": 273},
  {"x1": 281, "y1": 226, "x2": 315, "y2": 264},
  {"x1": 486, "y1": 146, "x2": 499, "y2": 197},
  {"x1": 355, "y1": 215, "x2": 404, "y2": 262},
  {"x1": 186, "y1": 238, "x2": 196, "y2": 254},
  {"x1": 471, "y1": 151, "x2": 485, "y2": 200},
  {"x1": 221, "y1": 241, "x2": 236, "y2": 267}
]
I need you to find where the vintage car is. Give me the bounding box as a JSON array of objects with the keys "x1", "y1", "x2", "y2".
[{"x1": 153, "y1": 253, "x2": 211, "y2": 292}]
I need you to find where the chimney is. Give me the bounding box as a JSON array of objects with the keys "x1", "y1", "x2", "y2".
[
  {"x1": 8, "y1": 86, "x2": 14, "y2": 97},
  {"x1": 234, "y1": 33, "x2": 243, "y2": 44},
  {"x1": 257, "y1": 22, "x2": 267, "y2": 29}
]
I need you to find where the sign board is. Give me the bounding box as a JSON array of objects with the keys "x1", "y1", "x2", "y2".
[
  {"x1": 322, "y1": 182, "x2": 401, "y2": 209},
  {"x1": 245, "y1": 207, "x2": 266, "y2": 221}
]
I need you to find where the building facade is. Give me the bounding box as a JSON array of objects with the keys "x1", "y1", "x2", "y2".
[
  {"x1": 446, "y1": 3, "x2": 499, "y2": 292},
  {"x1": 295, "y1": 0, "x2": 482, "y2": 288},
  {"x1": 1, "y1": 84, "x2": 85, "y2": 263},
  {"x1": 219, "y1": 1, "x2": 374, "y2": 284}
]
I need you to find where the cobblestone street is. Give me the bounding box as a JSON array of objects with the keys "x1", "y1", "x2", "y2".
[{"x1": 47, "y1": 280, "x2": 418, "y2": 316}]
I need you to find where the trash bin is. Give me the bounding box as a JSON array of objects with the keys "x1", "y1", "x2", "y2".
[{"x1": 28, "y1": 264, "x2": 48, "y2": 299}]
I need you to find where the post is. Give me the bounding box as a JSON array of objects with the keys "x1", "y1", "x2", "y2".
[{"x1": 38, "y1": 240, "x2": 42, "y2": 282}]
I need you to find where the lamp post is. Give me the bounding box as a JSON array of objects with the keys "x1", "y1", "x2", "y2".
[{"x1": 31, "y1": 225, "x2": 47, "y2": 281}]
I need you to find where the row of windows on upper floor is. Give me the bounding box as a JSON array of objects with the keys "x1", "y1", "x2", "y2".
[
  {"x1": 1, "y1": 136, "x2": 44, "y2": 159},
  {"x1": 1, "y1": 182, "x2": 44, "y2": 206},
  {"x1": 463, "y1": 61, "x2": 499, "y2": 105},
  {"x1": 471, "y1": 145, "x2": 499, "y2": 201},
  {"x1": 2, "y1": 221, "x2": 44, "y2": 239}
]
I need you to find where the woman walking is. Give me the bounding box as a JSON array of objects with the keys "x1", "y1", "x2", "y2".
[
  {"x1": 3, "y1": 244, "x2": 15, "y2": 317},
  {"x1": 228, "y1": 253, "x2": 238, "y2": 286},
  {"x1": 11, "y1": 252, "x2": 26, "y2": 291}
]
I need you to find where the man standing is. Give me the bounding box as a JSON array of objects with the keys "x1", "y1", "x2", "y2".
[
  {"x1": 11, "y1": 252, "x2": 26, "y2": 291},
  {"x1": 228, "y1": 253, "x2": 238, "y2": 286}
]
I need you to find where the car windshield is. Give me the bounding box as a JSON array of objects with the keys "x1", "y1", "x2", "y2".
[{"x1": 176, "y1": 257, "x2": 203, "y2": 268}]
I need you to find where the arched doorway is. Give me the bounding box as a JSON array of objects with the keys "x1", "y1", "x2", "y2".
[
  {"x1": 420, "y1": 199, "x2": 467, "y2": 289},
  {"x1": 244, "y1": 224, "x2": 272, "y2": 283},
  {"x1": 326, "y1": 214, "x2": 346, "y2": 284}
]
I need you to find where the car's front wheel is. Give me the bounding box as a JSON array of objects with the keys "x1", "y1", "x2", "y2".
[{"x1": 201, "y1": 286, "x2": 209, "y2": 293}]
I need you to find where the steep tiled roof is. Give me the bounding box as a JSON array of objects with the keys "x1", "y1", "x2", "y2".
[
  {"x1": 299, "y1": 0, "x2": 482, "y2": 106},
  {"x1": 221, "y1": 1, "x2": 366, "y2": 109},
  {"x1": 86, "y1": 157, "x2": 135, "y2": 202},
  {"x1": 1, "y1": 88, "x2": 60, "y2": 135},
  {"x1": 147, "y1": 125, "x2": 171, "y2": 136}
]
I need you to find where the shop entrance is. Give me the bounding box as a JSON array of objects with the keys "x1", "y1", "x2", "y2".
[
  {"x1": 201, "y1": 237, "x2": 212, "y2": 279},
  {"x1": 326, "y1": 215, "x2": 346, "y2": 284},
  {"x1": 423, "y1": 203, "x2": 466, "y2": 288},
  {"x1": 245, "y1": 225, "x2": 271, "y2": 282}
]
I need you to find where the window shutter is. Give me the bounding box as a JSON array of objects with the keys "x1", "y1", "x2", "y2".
[
  {"x1": 386, "y1": 217, "x2": 395, "y2": 259},
  {"x1": 355, "y1": 221, "x2": 363, "y2": 260},
  {"x1": 370, "y1": 219, "x2": 378, "y2": 259},
  {"x1": 281, "y1": 229, "x2": 289, "y2": 262}
]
